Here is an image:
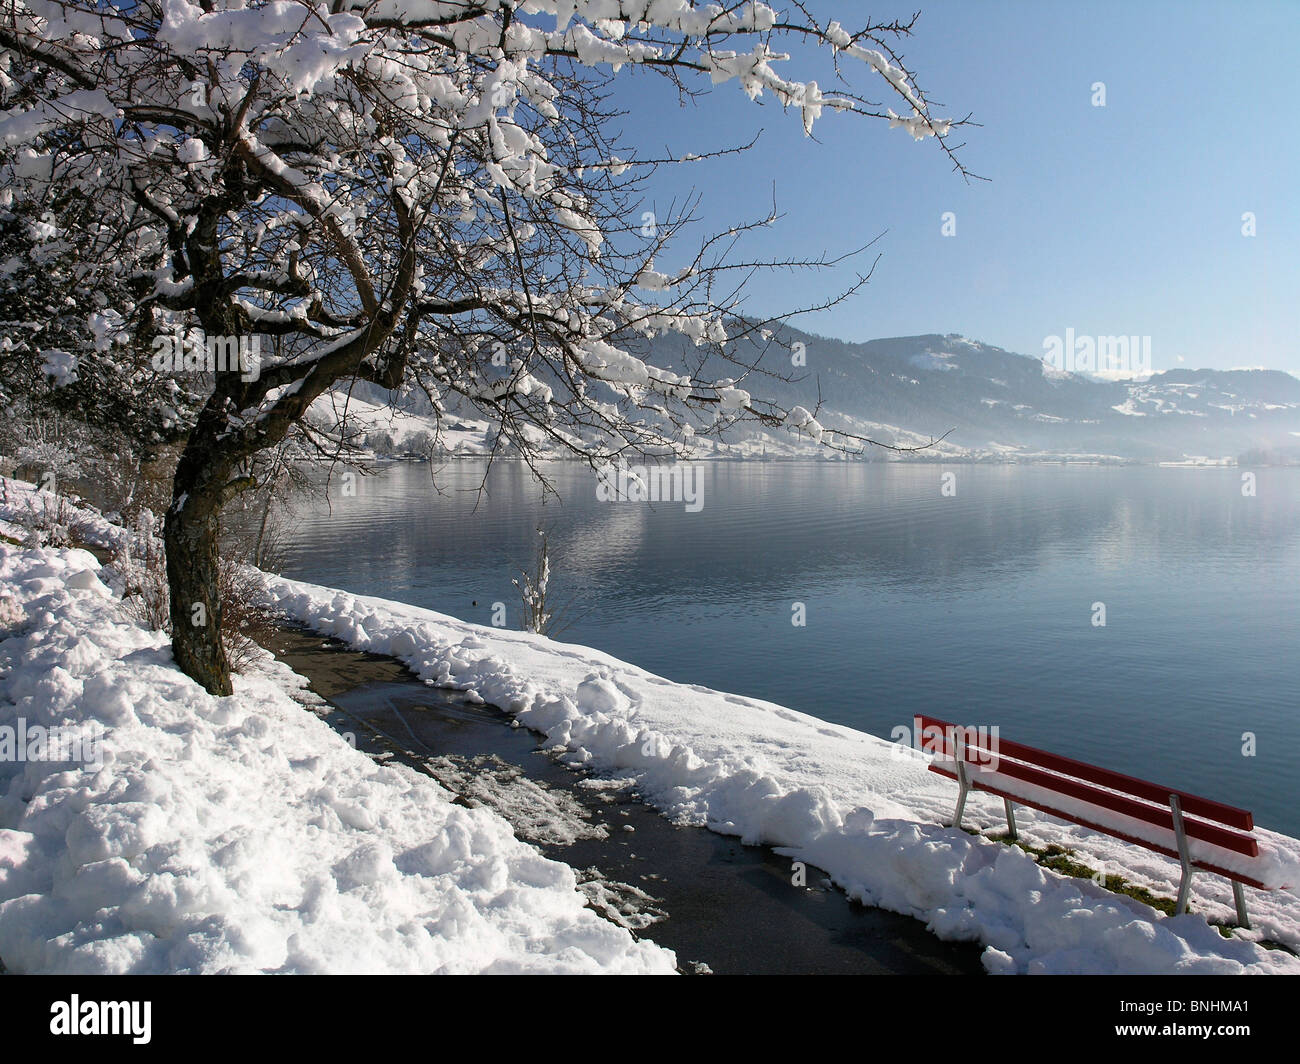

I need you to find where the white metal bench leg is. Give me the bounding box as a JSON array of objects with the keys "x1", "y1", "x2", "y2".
[
  {"x1": 1003, "y1": 797, "x2": 1018, "y2": 840},
  {"x1": 1232, "y1": 880, "x2": 1251, "y2": 929},
  {"x1": 953, "y1": 756, "x2": 970, "y2": 829},
  {"x1": 1170, "y1": 794, "x2": 1194, "y2": 915}
]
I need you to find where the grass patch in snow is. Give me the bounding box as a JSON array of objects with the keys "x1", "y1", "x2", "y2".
[
  {"x1": 982, "y1": 833, "x2": 1294, "y2": 950},
  {"x1": 982, "y1": 832, "x2": 1192, "y2": 921}
]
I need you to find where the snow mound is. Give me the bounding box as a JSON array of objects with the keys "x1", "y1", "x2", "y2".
[{"x1": 0, "y1": 544, "x2": 674, "y2": 974}]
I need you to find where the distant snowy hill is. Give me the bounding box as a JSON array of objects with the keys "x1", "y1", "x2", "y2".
[
  {"x1": 660, "y1": 327, "x2": 1300, "y2": 461},
  {"x1": 317, "y1": 329, "x2": 1300, "y2": 463}
]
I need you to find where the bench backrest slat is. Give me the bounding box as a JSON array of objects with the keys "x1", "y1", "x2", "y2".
[
  {"x1": 914, "y1": 715, "x2": 1255, "y2": 832},
  {"x1": 966, "y1": 755, "x2": 1258, "y2": 856},
  {"x1": 928, "y1": 763, "x2": 1271, "y2": 887}
]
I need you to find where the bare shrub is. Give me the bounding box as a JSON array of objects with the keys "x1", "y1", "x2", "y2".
[
  {"x1": 513, "y1": 527, "x2": 585, "y2": 639},
  {"x1": 114, "y1": 510, "x2": 170, "y2": 632},
  {"x1": 16, "y1": 490, "x2": 94, "y2": 549},
  {"x1": 513, "y1": 527, "x2": 552, "y2": 635},
  {"x1": 116, "y1": 509, "x2": 269, "y2": 673}
]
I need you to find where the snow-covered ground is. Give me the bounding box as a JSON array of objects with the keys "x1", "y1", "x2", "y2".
[
  {"x1": 0, "y1": 538, "x2": 674, "y2": 974},
  {"x1": 258, "y1": 577, "x2": 1300, "y2": 975},
  {"x1": 309, "y1": 386, "x2": 1089, "y2": 464},
  {"x1": 0, "y1": 478, "x2": 129, "y2": 554},
  {"x1": 309, "y1": 390, "x2": 499, "y2": 458},
  {"x1": 2, "y1": 475, "x2": 1298, "y2": 974}
]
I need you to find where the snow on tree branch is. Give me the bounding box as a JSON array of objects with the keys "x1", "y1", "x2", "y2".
[{"x1": 0, "y1": 0, "x2": 970, "y2": 691}]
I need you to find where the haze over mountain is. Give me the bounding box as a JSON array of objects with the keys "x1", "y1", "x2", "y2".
[
  {"x1": 332, "y1": 325, "x2": 1300, "y2": 464},
  {"x1": 631, "y1": 324, "x2": 1300, "y2": 462}
]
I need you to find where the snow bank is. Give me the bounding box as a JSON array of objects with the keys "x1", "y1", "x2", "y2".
[
  {"x1": 0, "y1": 544, "x2": 675, "y2": 974},
  {"x1": 0, "y1": 475, "x2": 129, "y2": 553},
  {"x1": 260, "y1": 574, "x2": 1300, "y2": 975}
]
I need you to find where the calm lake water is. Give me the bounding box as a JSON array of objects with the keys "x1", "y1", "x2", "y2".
[{"x1": 273, "y1": 461, "x2": 1300, "y2": 837}]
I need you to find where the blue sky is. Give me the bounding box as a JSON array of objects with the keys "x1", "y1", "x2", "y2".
[{"x1": 604, "y1": 0, "x2": 1299, "y2": 375}]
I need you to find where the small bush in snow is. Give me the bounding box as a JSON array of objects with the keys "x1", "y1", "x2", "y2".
[
  {"x1": 18, "y1": 492, "x2": 87, "y2": 549},
  {"x1": 512, "y1": 528, "x2": 585, "y2": 639},
  {"x1": 114, "y1": 510, "x2": 268, "y2": 672},
  {"x1": 513, "y1": 528, "x2": 553, "y2": 636},
  {"x1": 114, "y1": 511, "x2": 170, "y2": 633}
]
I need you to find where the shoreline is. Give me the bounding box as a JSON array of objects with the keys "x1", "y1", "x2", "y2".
[
  {"x1": 263, "y1": 621, "x2": 985, "y2": 975},
  {"x1": 4, "y1": 466, "x2": 1296, "y2": 974},
  {"x1": 257, "y1": 566, "x2": 1300, "y2": 973}
]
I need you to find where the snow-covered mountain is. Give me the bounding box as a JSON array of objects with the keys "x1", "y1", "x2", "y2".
[
  {"x1": 657, "y1": 327, "x2": 1300, "y2": 461},
  {"x1": 321, "y1": 329, "x2": 1300, "y2": 463}
]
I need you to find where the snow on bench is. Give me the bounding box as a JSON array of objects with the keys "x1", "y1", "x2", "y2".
[{"x1": 915, "y1": 714, "x2": 1283, "y2": 928}]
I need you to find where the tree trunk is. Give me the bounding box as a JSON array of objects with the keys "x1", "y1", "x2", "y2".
[
  {"x1": 165, "y1": 422, "x2": 233, "y2": 696},
  {"x1": 164, "y1": 207, "x2": 247, "y2": 696},
  {"x1": 161, "y1": 203, "x2": 393, "y2": 695}
]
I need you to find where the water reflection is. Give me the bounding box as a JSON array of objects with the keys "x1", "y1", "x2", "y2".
[{"x1": 275, "y1": 461, "x2": 1300, "y2": 834}]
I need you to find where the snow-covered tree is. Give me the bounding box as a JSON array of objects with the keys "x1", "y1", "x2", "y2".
[
  {"x1": 0, "y1": 1, "x2": 967, "y2": 693},
  {"x1": 0, "y1": 193, "x2": 200, "y2": 453}
]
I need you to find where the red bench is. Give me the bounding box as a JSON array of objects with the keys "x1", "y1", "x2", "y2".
[{"x1": 915, "y1": 714, "x2": 1276, "y2": 928}]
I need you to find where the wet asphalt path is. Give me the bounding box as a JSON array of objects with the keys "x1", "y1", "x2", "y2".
[{"x1": 264, "y1": 623, "x2": 984, "y2": 975}]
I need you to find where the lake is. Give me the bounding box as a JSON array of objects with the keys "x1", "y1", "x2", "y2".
[{"x1": 272, "y1": 460, "x2": 1300, "y2": 837}]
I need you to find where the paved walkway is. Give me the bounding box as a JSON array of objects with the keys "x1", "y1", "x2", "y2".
[{"x1": 266, "y1": 623, "x2": 983, "y2": 975}]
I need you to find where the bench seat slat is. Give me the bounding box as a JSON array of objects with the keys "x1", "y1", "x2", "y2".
[{"x1": 915, "y1": 714, "x2": 1253, "y2": 830}]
